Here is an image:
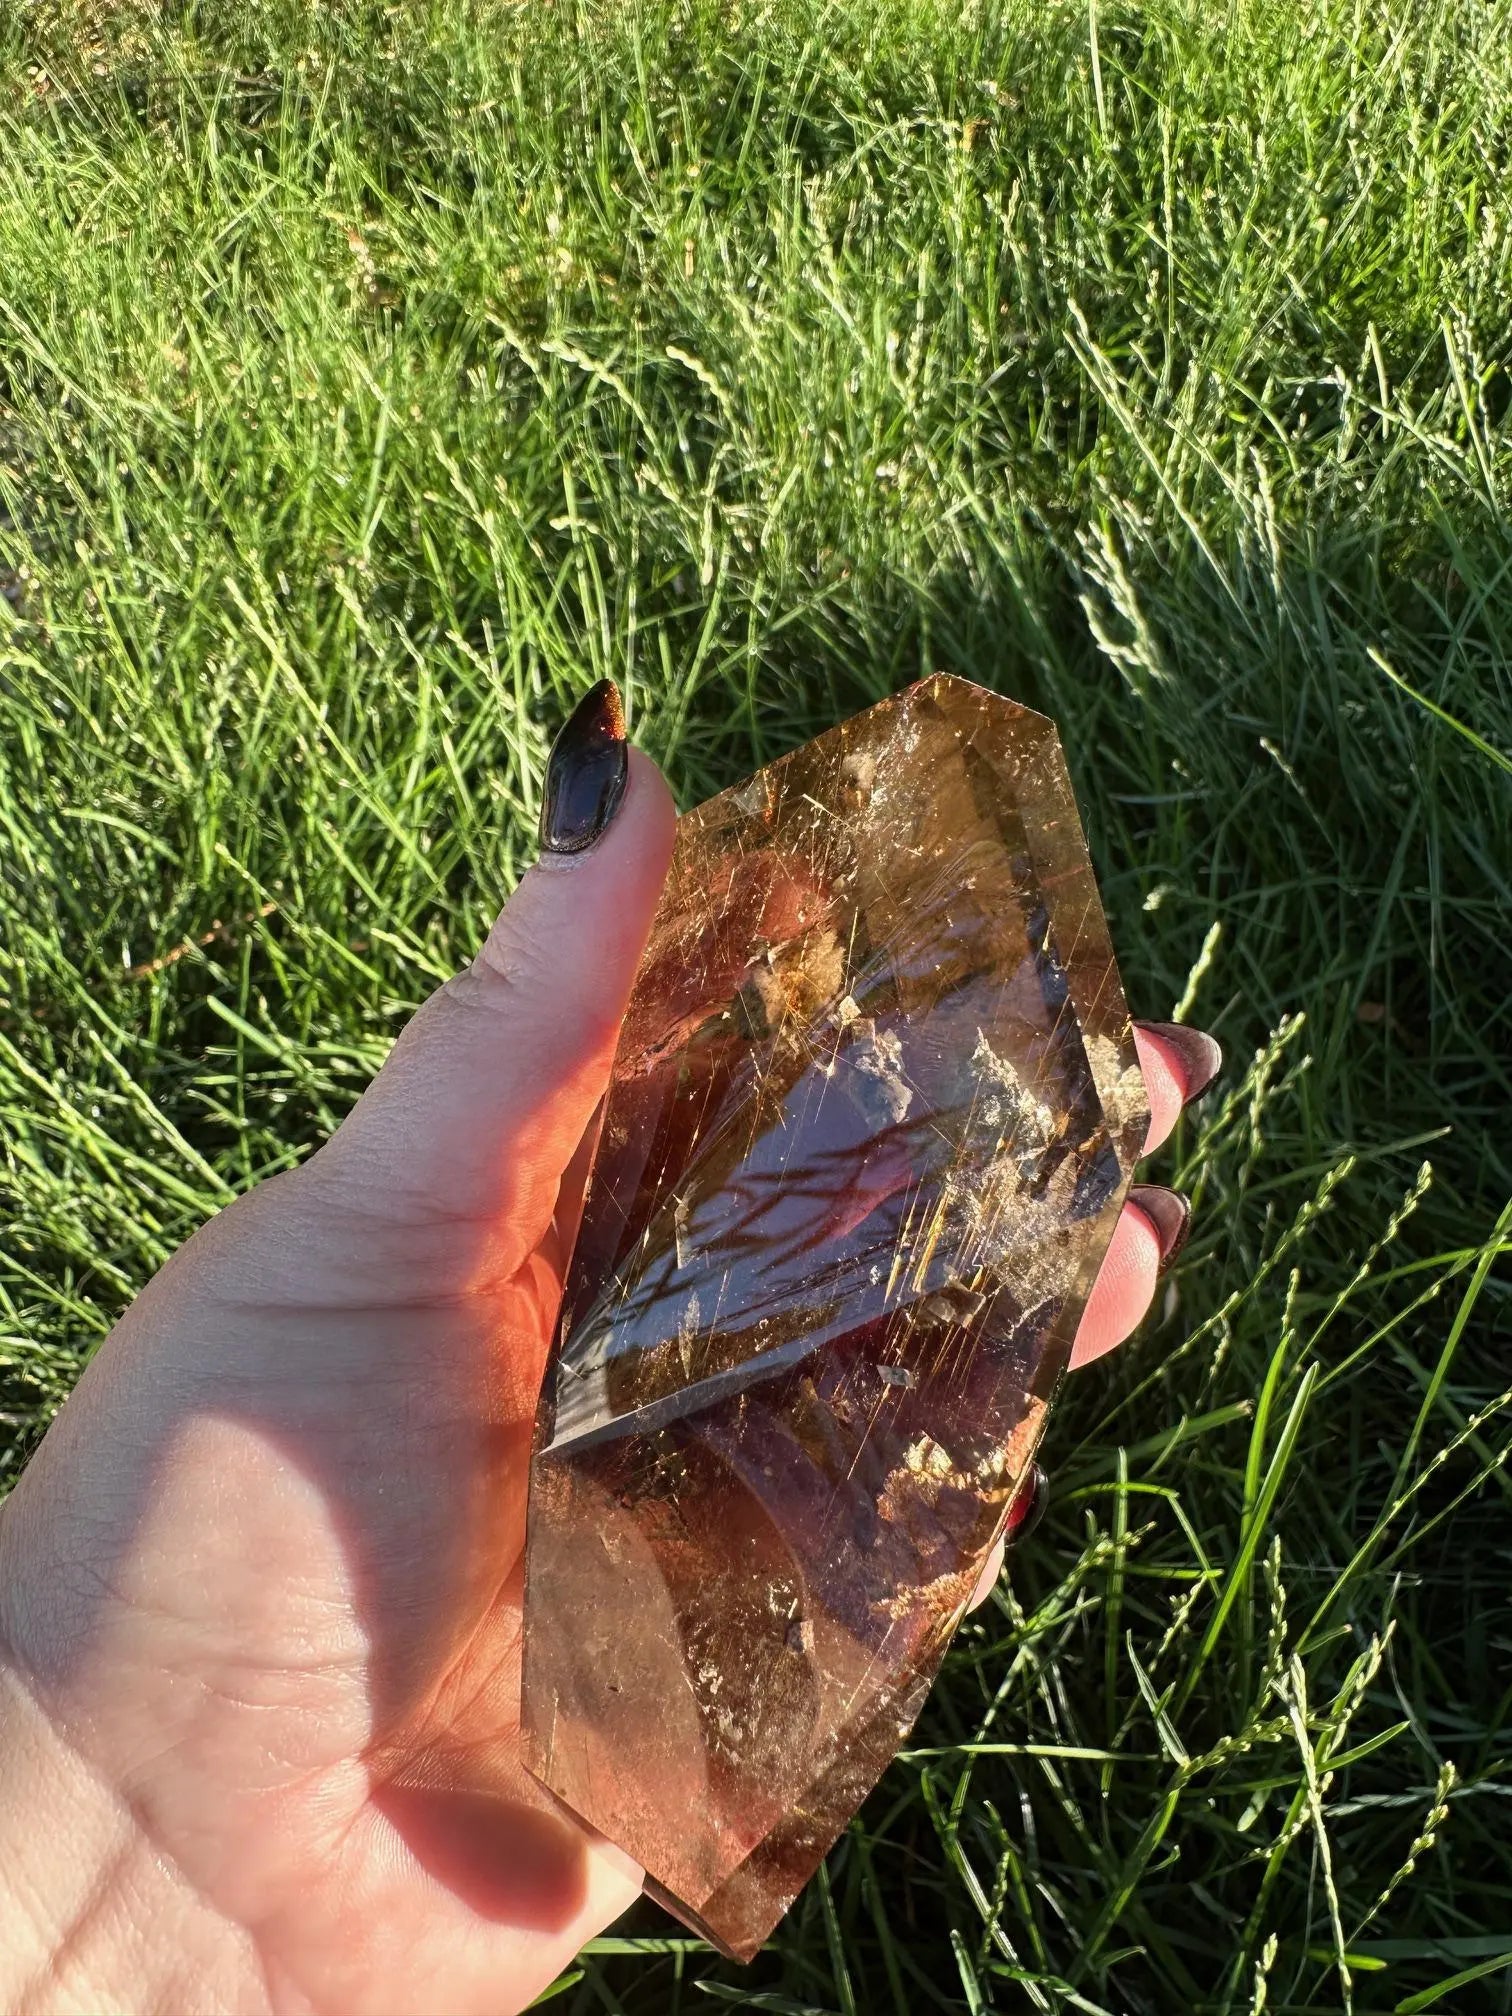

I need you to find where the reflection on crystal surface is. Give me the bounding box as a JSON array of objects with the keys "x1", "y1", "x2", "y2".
[{"x1": 522, "y1": 675, "x2": 1145, "y2": 1958}]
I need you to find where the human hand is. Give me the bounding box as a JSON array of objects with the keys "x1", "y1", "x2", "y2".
[{"x1": 0, "y1": 684, "x2": 1220, "y2": 2016}]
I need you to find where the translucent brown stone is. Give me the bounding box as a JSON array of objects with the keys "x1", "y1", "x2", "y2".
[{"x1": 521, "y1": 674, "x2": 1146, "y2": 1959}]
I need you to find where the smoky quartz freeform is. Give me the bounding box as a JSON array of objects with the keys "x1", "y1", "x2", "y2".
[{"x1": 521, "y1": 675, "x2": 1146, "y2": 1959}]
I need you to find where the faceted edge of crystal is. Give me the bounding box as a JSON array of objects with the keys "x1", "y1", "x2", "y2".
[{"x1": 920, "y1": 677, "x2": 1147, "y2": 1177}]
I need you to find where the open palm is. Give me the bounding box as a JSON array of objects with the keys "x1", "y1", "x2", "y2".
[{"x1": 0, "y1": 746, "x2": 1206, "y2": 2015}]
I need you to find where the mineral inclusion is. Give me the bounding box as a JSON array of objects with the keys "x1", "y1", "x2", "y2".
[{"x1": 522, "y1": 675, "x2": 1147, "y2": 1958}]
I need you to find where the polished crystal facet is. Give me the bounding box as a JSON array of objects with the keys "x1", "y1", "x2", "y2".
[{"x1": 521, "y1": 675, "x2": 1145, "y2": 1959}]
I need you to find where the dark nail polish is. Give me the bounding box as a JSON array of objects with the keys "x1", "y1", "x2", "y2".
[
  {"x1": 539, "y1": 679, "x2": 629, "y2": 855},
  {"x1": 1135, "y1": 1020, "x2": 1223, "y2": 1103},
  {"x1": 1129, "y1": 1184, "x2": 1193, "y2": 1271},
  {"x1": 1004, "y1": 1463, "x2": 1049, "y2": 1545}
]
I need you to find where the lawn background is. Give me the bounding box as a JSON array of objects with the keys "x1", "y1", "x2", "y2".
[{"x1": 1, "y1": 0, "x2": 1510, "y2": 2009}]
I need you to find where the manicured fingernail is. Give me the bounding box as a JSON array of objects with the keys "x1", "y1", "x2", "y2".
[
  {"x1": 539, "y1": 679, "x2": 629, "y2": 855},
  {"x1": 1004, "y1": 1463, "x2": 1049, "y2": 1545},
  {"x1": 1129, "y1": 1184, "x2": 1193, "y2": 1271},
  {"x1": 1135, "y1": 1020, "x2": 1223, "y2": 1103}
]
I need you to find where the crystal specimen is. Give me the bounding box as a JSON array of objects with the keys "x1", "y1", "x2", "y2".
[{"x1": 521, "y1": 674, "x2": 1146, "y2": 1959}]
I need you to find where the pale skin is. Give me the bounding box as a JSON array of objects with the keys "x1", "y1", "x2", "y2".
[{"x1": 0, "y1": 750, "x2": 1205, "y2": 2015}]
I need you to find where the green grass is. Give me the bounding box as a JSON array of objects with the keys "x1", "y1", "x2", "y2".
[{"x1": 2, "y1": 0, "x2": 1511, "y2": 2008}]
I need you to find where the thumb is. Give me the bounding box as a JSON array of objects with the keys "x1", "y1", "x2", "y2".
[{"x1": 313, "y1": 686, "x2": 677, "y2": 1270}]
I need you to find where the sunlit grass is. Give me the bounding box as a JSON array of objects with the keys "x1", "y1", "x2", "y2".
[{"x1": 2, "y1": 2, "x2": 1510, "y2": 2009}]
